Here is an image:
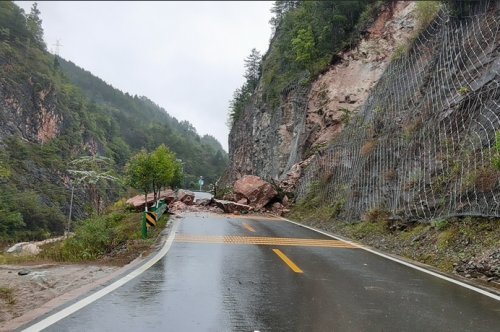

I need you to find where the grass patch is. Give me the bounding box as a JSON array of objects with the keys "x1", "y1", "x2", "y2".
[
  {"x1": 398, "y1": 224, "x2": 429, "y2": 242},
  {"x1": 364, "y1": 208, "x2": 390, "y2": 222},
  {"x1": 415, "y1": 1, "x2": 442, "y2": 32},
  {"x1": 431, "y1": 218, "x2": 449, "y2": 231},
  {"x1": 0, "y1": 287, "x2": 15, "y2": 305},
  {"x1": 342, "y1": 221, "x2": 389, "y2": 240},
  {"x1": 40, "y1": 211, "x2": 167, "y2": 263},
  {"x1": 288, "y1": 180, "x2": 347, "y2": 222}
]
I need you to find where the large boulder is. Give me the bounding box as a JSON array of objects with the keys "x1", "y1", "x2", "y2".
[
  {"x1": 126, "y1": 189, "x2": 176, "y2": 210},
  {"x1": 6, "y1": 242, "x2": 40, "y2": 255},
  {"x1": 233, "y1": 175, "x2": 277, "y2": 210},
  {"x1": 159, "y1": 189, "x2": 176, "y2": 203},
  {"x1": 213, "y1": 199, "x2": 253, "y2": 214},
  {"x1": 126, "y1": 193, "x2": 155, "y2": 210},
  {"x1": 177, "y1": 189, "x2": 195, "y2": 205}
]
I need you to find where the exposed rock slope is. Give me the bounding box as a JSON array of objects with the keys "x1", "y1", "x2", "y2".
[{"x1": 228, "y1": 1, "x2": 500, "y2": 220}]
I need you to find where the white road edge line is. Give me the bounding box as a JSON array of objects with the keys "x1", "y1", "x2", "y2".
[
  {"x1": 22, "y1": 219, "x2": 180, "y2": 332},
  {"x1": 281, "y1": 217, "x2": 500, "y2": 302}
]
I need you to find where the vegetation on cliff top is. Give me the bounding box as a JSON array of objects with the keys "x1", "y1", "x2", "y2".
[{"x1": 227, "y1": 0, "x2": 385, "y2": 127}]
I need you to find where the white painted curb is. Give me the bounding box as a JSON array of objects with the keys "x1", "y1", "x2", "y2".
[
  {"x1": 22, "y1": 220, "x2": 180, "y2": 332},
  {"x1": 281, "y1": 217, "x2": 500, "y2": 302}
]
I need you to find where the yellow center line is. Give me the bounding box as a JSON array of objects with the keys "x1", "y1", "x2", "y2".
[
  {"x1": 174, "y1": 235, "x2": 358, "y2": 248},
  {"x1": 273, "y1": 249, "x2": 303, "y2": 273},
  {"x1": 242, "y1": 222, "x2": 256, "y2": 233}
]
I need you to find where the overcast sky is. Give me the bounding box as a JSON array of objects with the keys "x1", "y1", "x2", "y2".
[{"x1": 15, "y1": 1, "x2": 274, "y2": 151}]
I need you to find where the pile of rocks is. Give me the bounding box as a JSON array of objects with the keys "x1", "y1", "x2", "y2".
[
  {"x1": 454, "y1": 249, "x2": 500, "y2": 282},
  {"x1": 125, "y1": 189, "x2": 176, "y2": 211},
  {"x1": 125, "y1": 175, "x2": 292, "y2": 217},
  {"x1": 215, "y1": 175, "x2": 290, "y2": 216}
]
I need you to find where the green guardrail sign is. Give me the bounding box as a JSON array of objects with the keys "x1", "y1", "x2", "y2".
[{"x1": 142, "y1": 200, "x2": 168, "y2": 238}]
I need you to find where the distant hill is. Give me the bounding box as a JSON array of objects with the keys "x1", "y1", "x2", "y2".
[{"x1": 0, "y1": 1, "x2": 227, "y2": 242}]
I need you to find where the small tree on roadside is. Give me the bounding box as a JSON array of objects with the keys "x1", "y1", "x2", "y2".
[
  {"x1": 68, "y1": 155, "x2": 119, "y2": 216},
  {"x1": 125, "y1": 147, "x2": 183, "y2": 210},
  {"x1": 125, "y1": 150, "x2": 154, "y2": 211},
  {"x1": 150, "y1": 144, "x2": 181, "y2": 205}
]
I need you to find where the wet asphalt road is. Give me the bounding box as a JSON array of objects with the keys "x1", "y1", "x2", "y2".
[{"x1": 33, "y1": 212, "x2": 500, "y2": 331}]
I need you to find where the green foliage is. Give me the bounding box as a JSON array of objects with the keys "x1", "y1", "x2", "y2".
[
  {"x1": 42, "y1": 213, "x2": 127, "y2": 261},
  {"x1": 125, "y1": 146, "x2": 183, "y2": 206},
  {"x1": 25, "y1": 2, "x2": 45, "y2": 50},
  {"x1": 492, "y1": 131, "x2": 500, "y2": 170},
  {"x1": 292, "y1": 25, "x2": 315, "y2": 66},
  {"x1": 415, "y1": 1, "x2": 442, "y2": 31},
  {"x1": 431, "y1": 218, "x2": 449, "y2": 231},
  {"x1": 229, "y1": 0, "x2": 380, "y2": 119},
  {"x1": 0, "y1": 287, "x2": 15, "y2": 305},
  {"x1": 339, "y1": 108, "x2": 351, "y2": 123},
  {"x1": 364, "y1": 208, "x2": 390, "y2": 223},
  {"x1": 68, "y1": 156, "x2": 120, "y2": 215},
  {"x1": 343, "y1": 220, "x2": 389, "y2": 240},
  {"x1": 391, "y1": 44, "x2": 407, "y2": 61},
  {"x1": 0, "y1": 2, "x2": 228, "y2": 241},
  {"x1": 0, "y1": 162, "x2": 11, "y2": 180},
  {"x1": 228, "y1": 49, "x2": 262, "y2": 127},
  {"x1": 125, "y1": 149, "x2": 154, "y2": 197},
  {"x1": 40, "y1": 210, "x2": 169, "y2": 262},
  {"x1": 458, "y1": 86, "x2": 470, "y2": 95}
]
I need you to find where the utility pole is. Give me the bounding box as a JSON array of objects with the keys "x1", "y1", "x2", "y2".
[
  {"x1": 67, "y1": 184, "x2": 74, "y2": 237},
  {"x1": 53, "y1": 39, "x2": 62, "y2": 56}
]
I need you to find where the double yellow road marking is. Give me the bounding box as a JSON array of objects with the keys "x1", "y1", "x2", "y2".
[
  {"x1": 175, "y1": 235, "x2": 357, "y2": 248},
  {"x1": 175, "y1": 234, "x2": 358, "y2": 274}
]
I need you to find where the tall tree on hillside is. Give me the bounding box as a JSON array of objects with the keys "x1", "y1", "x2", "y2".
[
  {"x1": 269, "y1": 0, "x2": 300, "y2": 33},
  {"x1": 244, "y1": 48, "x2": 262, "y2": 91},
  {"x1": 68, "y1": 156, "x2": 119, "y2": 216},
  {"x1": 26, "y1": 2, "x2": 46, "y2": 49}
]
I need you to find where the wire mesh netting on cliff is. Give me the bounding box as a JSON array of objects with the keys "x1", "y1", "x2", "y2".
[{"x1": 295, "y1": 6, "x2": 500, "y2": 220}]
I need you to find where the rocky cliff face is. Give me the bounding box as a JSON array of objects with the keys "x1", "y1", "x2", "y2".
[
  {"x1": 227, "y1": 1, "x2": 500, "y2": 220},
  {"x1": 228, "y1": 2, "x2": 417, "y2": 183},
  {"x1": 0, "y1": 78, "x2": 62, "y2": 145}
]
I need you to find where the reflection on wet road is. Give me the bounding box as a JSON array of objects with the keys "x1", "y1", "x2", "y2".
[{"x1": 36, "y1": 213, "x2": 500, "y2": 331}]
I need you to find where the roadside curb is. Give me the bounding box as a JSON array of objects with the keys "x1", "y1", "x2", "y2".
[
  {"x1": 4, "y1": 219, "x2": 179, "y2": 332},
  {"x1": 280, "y1": 217, "x2": 500, "y2": 301}
]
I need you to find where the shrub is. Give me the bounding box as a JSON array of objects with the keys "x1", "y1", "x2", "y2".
[
  {"x1": 0, "y1": 287, "x2": 15, "y2": 305},
  {"x1": 364, "y1": 208, "x2": 390, "y2": 223},
  {"x1": 492, "y1": 131, "x2": 500, "y2": 170},
  {"x1": 392, "y1": 44, "x2": 407, "y2": 61},
  {"x1": 360, "y1": 140, "x2": 377, "y2": 157},
  {"x1": 431, "y1": 218, "x2": 449, "y2": 231},
  {"x1": 415, "y1": 1, "x2": 442, "y2": 32},
  {"x1": 458, "y1": 86, "x2": 470, "y2": 95}
]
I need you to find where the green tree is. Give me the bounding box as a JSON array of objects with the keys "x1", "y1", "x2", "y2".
[
  {"x1": 151, "y1": 144, "x2": 180, "y2": 204},
  {"x1": 68, "y1": 155, "x2": 119, "y2": 215},
  {"x1": 26, "y1": 2, "x2": 46, "y2": 49},
  {"x1": 269, "y1": 0, "x2": 300, "y2": 33},
  {"x1": 292, "y1": 25, "x2": 315, "y2": 66},
  {"x1": 244, "y1": 48, "x2": 262, "y2": 91},
  {"x1": 125, "y1": 150, "x2": 154, "y2": 211},
  {"x1": 125, "y1": 147, "x2": 183, "y2": 210}
]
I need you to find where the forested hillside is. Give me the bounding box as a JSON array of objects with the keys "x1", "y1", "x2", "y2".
[{"x1": 0, "y1": 2, "x2": 227, "y2": 242}]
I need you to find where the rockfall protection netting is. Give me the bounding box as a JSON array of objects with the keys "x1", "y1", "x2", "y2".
[{"x1": 295, "y1": 5, "x2": 500, "y2": 221}]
